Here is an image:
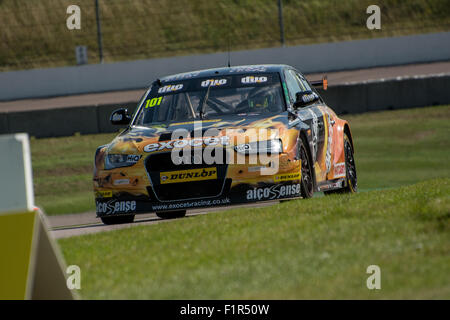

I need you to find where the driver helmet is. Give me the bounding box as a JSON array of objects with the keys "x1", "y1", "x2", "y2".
[{"x1": 248, "y1": 93, "x2": 273, "y2": 110}]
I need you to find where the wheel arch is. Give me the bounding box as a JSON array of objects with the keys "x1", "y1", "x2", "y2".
[{"x1": 343, "y1": 123, "x2": 355, "y2": 153}]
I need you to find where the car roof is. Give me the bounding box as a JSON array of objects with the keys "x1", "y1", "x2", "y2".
[{"x1": 159, "y1": 64, "x2": 292, "y2": 83}]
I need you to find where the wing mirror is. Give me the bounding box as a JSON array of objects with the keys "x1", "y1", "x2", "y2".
[
  {"x1": 110, "y1": 108, "x2": 131, "y2": 125},
  {"x1": 294, "y1": 91, "x2": 320, "y2": 109}
]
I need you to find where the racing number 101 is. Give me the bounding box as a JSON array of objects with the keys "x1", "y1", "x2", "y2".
[{"x1": 145, "y1": 97, "x2": 162, "y2": 108}]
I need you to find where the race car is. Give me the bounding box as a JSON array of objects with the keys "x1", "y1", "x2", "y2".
[{"x1": 93, "y1": 65, "x2": 357, "y2": 224}]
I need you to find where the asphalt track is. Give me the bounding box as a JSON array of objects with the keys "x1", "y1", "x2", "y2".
[
  {"x1": 49, "y1": 202, "x2": 278, "y2": 239},
  {"x1": 20, "y1": 61, "x2": 448, "y2": 239}
]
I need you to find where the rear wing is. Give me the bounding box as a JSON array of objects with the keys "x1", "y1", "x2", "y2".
[{"x1": 310, "y1": 75, "x2": 328, "y2": 90}]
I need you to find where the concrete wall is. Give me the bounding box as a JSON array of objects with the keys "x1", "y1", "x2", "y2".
[
  {"x1": 320, "y1": 74, "x2": 450, "y2": 114},
  {"x1": 0, "y1": 103, "x2": 138, "y2": 138},
  {"x1": 1, "y1": 75, "x2": 448, "y2": 138},
  {"x1": 1, "y1": 32, "x2": 450, "y2": 101}
]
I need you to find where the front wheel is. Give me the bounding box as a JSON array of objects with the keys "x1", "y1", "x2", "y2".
[
  {"x1": 101, "y1": 215, "x2": 135, "y2": 225},
  {"x1": 156, "y1": 210, "x2": 187, "y2": 220}
]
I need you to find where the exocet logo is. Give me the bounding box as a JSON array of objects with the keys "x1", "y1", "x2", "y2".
[
  {"x1": 144, "y1": 136, "x2": 230, "y2": 152},
  {"x1": 246, "y1": 184, "x2": 301, "y2": 200},
  {"x1": 96, "y1": 200, "x2": 136, "y2": 215}
]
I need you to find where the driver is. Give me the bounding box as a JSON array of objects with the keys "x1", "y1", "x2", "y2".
[{"x1": 247, "y1": 91, "x2": 277, "y2": 112}]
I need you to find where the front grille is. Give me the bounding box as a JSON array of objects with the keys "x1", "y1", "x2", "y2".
[{"x1": 145, "y1": 149, "x2": 229, "y2": 201}]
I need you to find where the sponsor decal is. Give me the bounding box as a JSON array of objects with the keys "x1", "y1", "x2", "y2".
[
  {"x1": 144, "y1": 136, "x2": 230, "y2": 152},
  {"x1": 169, "y1": 119, "x2": 221, "y2": 126},
  {"x1": 241, "y1": 76, "x2": 268, "y2": 84},
  {"x1": 320, "y1": 179, "x2": 344, "y2": 190},
  {"x1": 308, "y1": 109, "x2": 319, "y2": 162},
  {"x1": 229, "y1": 66, "x2": 267, "y2": 73},
  {"x1": 164, "y1": 71, "x2": 201, "y2": 81},
  {"x1": 201, "y1": 79, "x2": 227, "y2": 87},
  {"x1": 127, "y1": 154, "x2": 141, "y2": 162},
  {"x1": 96, "y1": 200, "x2": 136, "y2": 215},
  {"x1": 96, "y1": 190, "x2": 113, "y2": 198},
  {"x1": 273, "y1": 172, "x2": 301, "y2": 182},
  {"x1": 112, "y1": 113, "x2": 123, "y2": 121},
  {"x1": 246, "y1": 183, "x2": 301, "y2": 200},
  {"x1": 158, "y1": 84, "x2": 183, "y2": 94},
  {"x1": 160, "y1": 167, "x2": 217, "y2": 184},
  {"x1": 325, "y1": 112, "x2": 333, "y2": 173},
  {"x1": 301, "y1": 92, "x2": 318, "y2": 103},
  {"x1": 151, "y1": 197, "x2": 231, "y2": 211},
  {"x1": 248, "y1": 165, "x2": 268, "y2": 172},
  {"x1": 113, "y1": 179, "x2": 130, "y2": 186},
  {"x1": 334, "y1": 162, "x2": 346, "y2": 178}
]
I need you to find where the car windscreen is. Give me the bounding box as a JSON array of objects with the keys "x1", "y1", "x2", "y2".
[{"x1": 133, "y1": 73, "x2": 285, "y2": 125}]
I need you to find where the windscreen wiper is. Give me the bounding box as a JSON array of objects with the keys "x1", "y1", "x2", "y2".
[{"x1": 199, "y1": 84, "x2": 212, "y2": 120}]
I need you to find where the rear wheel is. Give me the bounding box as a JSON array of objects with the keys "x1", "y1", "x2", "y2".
[
  {"x1": 299, "y1": 136, "x2": 314, "y2": 199},
  {"x1": 101, "y1": 215, "x2": 135, "y2": 225},
  {"x1": 156, "y1": 210, "x2": 187, "y2": 220},
  {"x1": 325, "y1": 132, "x2": 357, "y2": 194},
  {"x1": 343, "y1": 132, "x2": 358, "y2": 193}
]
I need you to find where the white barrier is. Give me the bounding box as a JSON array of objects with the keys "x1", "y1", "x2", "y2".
[
  {"x1": 1, "y1": 32, "x2": 450, "y2": 101},
  {"x1": 0, "y1": 133, "x2": 74, "y2": 300},
  {"x1": 0, "y1": 133, "x2": 34, "y2": 212}
]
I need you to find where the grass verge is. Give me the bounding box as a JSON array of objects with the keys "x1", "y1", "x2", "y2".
[{"x1": 59, "y1": 178, "x2": 450, "y2": 299}]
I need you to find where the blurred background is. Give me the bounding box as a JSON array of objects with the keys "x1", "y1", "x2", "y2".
[{"x1": 1, "y1": 0, "x2": 450, "y2": 71}]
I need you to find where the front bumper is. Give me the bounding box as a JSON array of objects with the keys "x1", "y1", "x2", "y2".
[{"x1": 95, "y1": 179, "x2": 302, "y2": 217}]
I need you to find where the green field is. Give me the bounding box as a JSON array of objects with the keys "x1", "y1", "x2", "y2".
[
  {"x1": 2, "y1": 0, "x2": 450, "y2": 70},
  {"x1": 31, "y1": 105, "x2": 450, "y2": 215},
  {"x1": 48, "y1": 105, "x2": 450, "y2": 299},
  {"x1": 59, "y1": 178, "x2": 450, "y2": 299}
]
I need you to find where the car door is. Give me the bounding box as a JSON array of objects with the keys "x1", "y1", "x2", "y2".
[{"x1": 285, "y1": 69, "x2": 330, "y2": 185}]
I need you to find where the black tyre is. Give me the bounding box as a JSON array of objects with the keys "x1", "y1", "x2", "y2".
[
  {"x1": 299, "y1": 136, "x2": 314, "y2": 199},
  {"x1": 156, "y1": 210, "x2": 187, "y2": 219},
  {"x1": 325, "y1": 132, "x2": 357, "y2": 194},
  {"x1": 101, "y1": 215, "x2": 135, "y2": 225},
  {"x1": 343, "y1": 132, "x2": 357, "y2": 193}
]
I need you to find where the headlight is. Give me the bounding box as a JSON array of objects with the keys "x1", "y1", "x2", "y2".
[
  {"x1": 105, "y1": 154, "x2": 141, "y2": 169},
  {"x1": 234, "y1": 139, "x2": 283, "y2": 155}
]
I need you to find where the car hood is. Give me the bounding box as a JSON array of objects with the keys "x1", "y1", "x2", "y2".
[{"x1": 106, "y1": 112, "x2": 291, "y2": 154}]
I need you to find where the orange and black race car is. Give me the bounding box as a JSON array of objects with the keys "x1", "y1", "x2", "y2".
[{"x1": 93, "y1": 65, "x2": 357, "y2": 224}]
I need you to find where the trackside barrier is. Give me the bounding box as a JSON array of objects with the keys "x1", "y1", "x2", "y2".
[
  {"x1": 319, "y1": 74, "x2": 450, "y2": 114},
  {"x1": 1, "y1": 32, "x2": 449, "y2": 101},
  {"x1": 0, "y1": 133, "x2": 74, "y2": 299},
  {"x1": 0, "y1": 75, "x2": 449, "y2": 138}
]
